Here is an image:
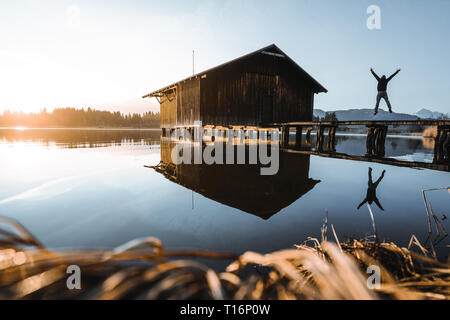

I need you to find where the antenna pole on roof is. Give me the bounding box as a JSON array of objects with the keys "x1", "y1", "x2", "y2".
[{"x1": 192, "y1": 50, "x2": 195, "y2": 75}]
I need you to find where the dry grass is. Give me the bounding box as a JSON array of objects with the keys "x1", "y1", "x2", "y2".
[
  {"x1": 414, "y1": 126, "x2": 438, "y2": 150},
  {"x1": 0, "y1": 217, "x2": 449, "y2": 300},
  {"x1": 422, "y1": 126, "x2": 438, "y2": 138}
]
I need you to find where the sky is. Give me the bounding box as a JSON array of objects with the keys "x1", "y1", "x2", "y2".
[{"x1": 0, "y1": 0, "x2": 449, "y2": 115}]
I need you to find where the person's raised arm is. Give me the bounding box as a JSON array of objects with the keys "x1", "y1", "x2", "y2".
[
  {"x1": 370, "y1": 68, "x2": 380, "y2": 81},
  {"x1": 388, "y1": 69, "x2": 401, "y2": 81}
]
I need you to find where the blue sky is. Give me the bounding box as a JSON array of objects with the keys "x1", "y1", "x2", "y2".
[{"x1": 0, "y1": 0, "x2": 449, "y2": 114}]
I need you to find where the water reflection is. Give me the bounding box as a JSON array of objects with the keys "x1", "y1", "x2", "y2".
[
  {"x1": 152, "y1": 138, "x2": 320, "y2": 219},
  {"x1": 357, "y1": 168, "x2": 386, "y2": 211},
  {"x1": 0, "y1": 128, "x2": 161, "y2": 148},
  {"x1": 286, "y1": 134, "x2": 449, "y2": 172},
  {"x1": 0, "y1": 128, "x2": 448, "y2": 261}
]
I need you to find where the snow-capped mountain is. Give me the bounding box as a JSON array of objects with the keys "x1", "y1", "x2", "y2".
[{"x1": 414, "y1": 108, "x2": 449, "y2": 120}]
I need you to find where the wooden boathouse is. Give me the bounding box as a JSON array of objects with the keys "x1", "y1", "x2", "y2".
[{"x1": 143, "y1": 44, "x2": 327, "y2": 130}]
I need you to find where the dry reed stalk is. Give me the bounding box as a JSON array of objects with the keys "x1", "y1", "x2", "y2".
[{"x1": 0, "y1": 217, "x2": 449, "y2": 300}]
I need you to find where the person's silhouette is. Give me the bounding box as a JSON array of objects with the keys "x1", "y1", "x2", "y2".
[
  {"x1": 370, "y1": 68, "x2": 400, "y2": 115},
  {"x1": 357, "y1": 168, "x2": 386, "y2": 211}
]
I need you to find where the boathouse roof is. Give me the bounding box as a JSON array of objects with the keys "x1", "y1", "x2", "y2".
[{"x1": 143, "y1": 44, "x2": 327, "y2": 99}]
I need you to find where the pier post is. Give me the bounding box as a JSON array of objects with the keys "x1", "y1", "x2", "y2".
[
  {"x1": 295, "y1": 126, "x2": 303, "y2": 147},
  {"x1": 328, "y1": 126, "x2": 337, "y2": 152},
  {"x1": 374, "y1": 125, "x2": 387, "y2": 157},
  {"x1": 282, "y1": 126, "x2": 290, "y2": 147},
  {"x1": 305, "y1": 128, "x2": 312, "y2": 144},
  {"x1": 435, "y1": 126, "x2": 450, "y2": 163},
  {"x1": 366, "y1": 125, "x2": 387, "y2": 157},
  {"x1": 316, "y1": 125, "x2": 324, "y2": 152},
  {"x1": 366, "y1": 126, "x2": 376, "y2": 156},
  {"x1": 434, "y1": 126, "x2": 443, "y2": 162},
  {"x1": 382, "y1": 126, "x2": 388, "y2": 155},
  {"x1": 444, "y1": 128, "x2": 450, "y2": 162}
]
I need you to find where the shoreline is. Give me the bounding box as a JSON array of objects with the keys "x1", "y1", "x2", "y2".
[
  {"x1": 0, "y1": 127, "x2": 429, "y2": 137},
  {"x1": 0, "y1": 126, "x2": 161, "y2": 131}
]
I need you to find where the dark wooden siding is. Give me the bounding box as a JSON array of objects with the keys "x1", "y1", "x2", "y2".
[
  {"x1": 177, "y1": 78, "x2": 200, "y2": 127},
  {"x1": 275, "y1": 76, "x2": 313, "y2": 123},
  {"x1": 160, "y1": 91, "x2": 177, "y2": 128},
  {"x1": 200, "y1": 52, "x2": 315, "y2": 127},
  {"x1": 161, "y1": 50, "x2": 317, "y2": 128}
]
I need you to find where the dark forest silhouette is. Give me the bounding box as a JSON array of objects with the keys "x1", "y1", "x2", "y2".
[
  {"x1": 313, "y1": 111, "x2": 338, "y2": 122},
  {"x1": 0, "y1": 108, "x2": 160, "y2": 128}
]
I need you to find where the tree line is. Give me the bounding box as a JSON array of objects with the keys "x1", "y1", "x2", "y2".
[
  {"x1": 0, "y1": 108, "x2": 161, "y2": 128},
  {"x1": 313, "y1": 112, "x2": 338, "y2": 122}
]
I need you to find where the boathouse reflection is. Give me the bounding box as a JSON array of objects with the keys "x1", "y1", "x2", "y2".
[{"x1": 152, "y1": 138, "x2": 320, "y2": 220}]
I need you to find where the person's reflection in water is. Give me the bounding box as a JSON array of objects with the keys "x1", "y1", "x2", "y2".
[{"x1": 357, "y1": 168, "x2": 386, "y2": 211}]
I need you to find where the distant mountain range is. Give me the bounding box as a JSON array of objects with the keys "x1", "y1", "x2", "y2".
[
  {"x1": 314, "y1": 108, "x2": 448, "y2": 121},
  {"x1": 414, "y1": 108, "x2": 449, "y2": 120}
]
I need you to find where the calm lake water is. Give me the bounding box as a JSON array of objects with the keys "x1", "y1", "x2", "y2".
[{"x1": 0, "y1": 128, "x2": 448, "y2": 264}]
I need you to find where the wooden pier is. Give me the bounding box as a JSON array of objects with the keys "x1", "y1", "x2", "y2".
[
  {"x1": 160, "y1": 119, "x2": 450, "y2": 171},
  {"x1": 270, "y1": 120, "x2": 450, "y2": 167}
]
